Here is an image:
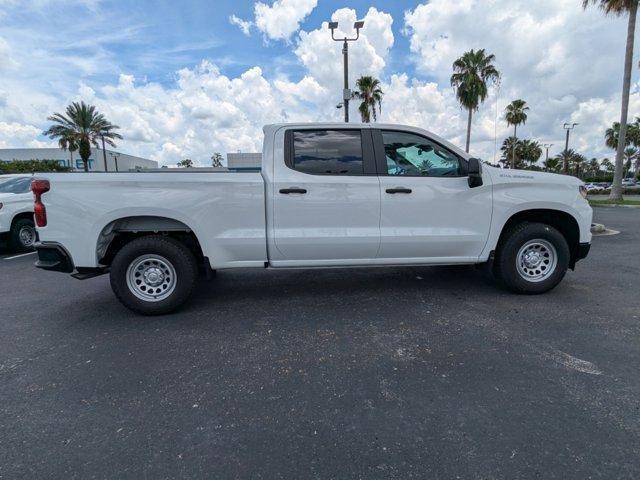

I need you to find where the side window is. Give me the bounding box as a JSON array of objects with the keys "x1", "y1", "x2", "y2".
[
  {"x1": 382, "y1": 131, "x2": 461, "y2": 177},
  {"x1": 292, "y1": 130, "x2": 364, "y2": 175}
]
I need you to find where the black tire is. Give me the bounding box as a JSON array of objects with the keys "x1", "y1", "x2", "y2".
[
  {"x1": 494, "y1": 222, "x2": 570, "y2": 294},
  {"x1": 9, "y1": 218, "x2": 36, "y2": 252},
  {"x1": 110, "y1": 235, "x2": 198, "y2": 315}
]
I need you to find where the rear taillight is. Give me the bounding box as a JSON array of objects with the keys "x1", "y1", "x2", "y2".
[{"x1": 32, "y1": 178, "x2": 50, "y2": 227}]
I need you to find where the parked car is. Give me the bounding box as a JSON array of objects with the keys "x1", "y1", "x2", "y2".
[
  {"x1": 32, "y1": 123, "x2": 593, "y2": 315},
  {"x1": 622, "y1": 179, "x2": 637, "y2": 187},
  {"x1": 0, "y1": 174, "x2": 36, "y2": 251},
  {"x1": 584, "y1": 183, "x2": 604, "y2": 192}
]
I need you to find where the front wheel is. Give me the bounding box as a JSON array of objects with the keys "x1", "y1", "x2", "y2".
[
  {"x1": 110, "y1": 236, "x2": 198, "y2": 315},
  {"x1": 494, "y1": 222, "x2": 570, "y2": 294}
]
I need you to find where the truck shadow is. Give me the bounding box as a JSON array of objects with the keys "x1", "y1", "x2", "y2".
[{"x1": 184, "y1": 265, "x2": 498, "y2": 321}]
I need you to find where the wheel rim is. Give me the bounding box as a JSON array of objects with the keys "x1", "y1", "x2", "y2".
[
  {"x1": 126, "y1": 254, "x2": 177, "y2": 302},
  {"x1": 18, "y1": 225, "x2": 35, "y2": 247},
  {"x1": 516, "y1": 239, "x2": 558, "y2": 283}
]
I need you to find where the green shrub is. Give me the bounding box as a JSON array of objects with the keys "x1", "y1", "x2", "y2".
[
  {"x1": 584, "y1": 175, "x2": 614, "y2": 183},
  {"x1": 0, "y1": 159, "x2": 71, "y2": 173}
]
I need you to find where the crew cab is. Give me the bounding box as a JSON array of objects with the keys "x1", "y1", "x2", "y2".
[
  {"x1": 32, "y1": 123, "x2": 592, "y2": 315},
  {"x1": 0, "y1": 174, "x2": 37, "y2": 251}
]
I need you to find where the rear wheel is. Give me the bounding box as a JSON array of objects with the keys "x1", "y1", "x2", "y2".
[
  {"x1": 110, "y1": 236, "x2": 198, "y2": 315},
  {"x1": 10, "y1": 218, "x2": 36, "y2": 252},
  {"x1": 494, "y1": 222, "x2": 570, "y2": 294}
]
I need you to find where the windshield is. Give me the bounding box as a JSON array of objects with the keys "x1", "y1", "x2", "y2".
[{"x1": 0, "y1": 177, "x2": 32, "y2": 194}]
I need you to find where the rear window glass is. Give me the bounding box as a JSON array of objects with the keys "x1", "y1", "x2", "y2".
[
  {"x1": 0, "y1": 177, "x2": 31, "y2": 194},
  {"x1": 292, "y1": 130, "x2": 364, "y2": 175}
]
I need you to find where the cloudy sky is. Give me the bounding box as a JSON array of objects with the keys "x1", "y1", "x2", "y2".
[{"x1": 0, "y1": 0, "x2": 636, "y2": 165}]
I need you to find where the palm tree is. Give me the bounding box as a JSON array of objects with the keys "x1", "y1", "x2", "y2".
[
  {"x1": 623, "y1": 146, "x2": 638, "y2": 177},
  {"x1": 505, "y1": 100, "x2": 529, "y2": 168},
  {"x1": 450, "y1": 49, "x2": 500, "y2": 153},
  {"x1": 43, "y1": 101, "x2": 122, "y2": 172},
  {"x1": 601, "y1": 157, "x2": 615, "y2": 173},
  {"x1": 354, "y1": 76, "x2": 384, "y2": 123},
  {"x1": 519, "y1": 139, "x2": 542, "y2": 167},
  {"x1": 500, "y1": 137, "x2": 522, "y2": 168},
  {"x1": 584, "y1": 0, "x2": 638, "y2": 201},
  {"x1": 588, "y1": 158, "x2": 601, "y2": 177},
  {"x1": 544, "y1": 157, "x2": 561, "y2": 173},
  {"x1": 177, "y1": 159, "x2": 193, "y2": 168},
  {"x1": 211, "y1": 152, "x2": 223, "y2": 168},
  {"x1": 605, "y1": 121, "x2": 634, "y2": 150},
  {"x1": 57, "y1": 134, "x2": 78, "y2": 170},
  {"x1": 571, "y1": 153, "x2": 588, "y2": 178},
  {"x1": 556, "y1": 149, "x2": 578, "y2": 176}
]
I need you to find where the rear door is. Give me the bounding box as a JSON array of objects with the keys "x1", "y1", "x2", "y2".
[
  {"x1": 374, "y1": 128, "x2": 492, "y2": 262},
  {"x1": 270, "y1": 128, "x2": 381, "y2": 265}
]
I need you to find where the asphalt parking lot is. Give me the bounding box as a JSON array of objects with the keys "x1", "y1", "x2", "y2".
[{"x1": 1, "y1": 208, "x2": 639, "y2": 479}]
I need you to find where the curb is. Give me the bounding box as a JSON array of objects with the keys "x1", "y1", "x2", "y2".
[{"x1": 589, "y1": 203, "x2": 640, "y2": 209}]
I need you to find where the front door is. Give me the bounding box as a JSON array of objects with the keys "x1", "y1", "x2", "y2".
[
  {"x1": 374, "y1": 129, "x2": 492, "y2": 262},
  {"x1": 271, "y1": 128, "x2": 381, "y2": 265}
]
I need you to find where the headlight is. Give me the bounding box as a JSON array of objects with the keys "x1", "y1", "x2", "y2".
[{"x1": 579, "y1": 185, "x2": 588, "y2": 199}]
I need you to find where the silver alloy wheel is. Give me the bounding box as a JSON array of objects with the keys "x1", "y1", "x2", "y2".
[
  {"x1": 516, "y1": 239, "x2": 558, "y2": 283},
  {"x1": 18, "y1": 225, "x2": 35, "y2": 248},
  {"x1": 126, "y1": 254, "x2": 177, "y2": 302}
]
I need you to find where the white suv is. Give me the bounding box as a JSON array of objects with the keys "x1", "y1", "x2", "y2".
[{"x1": 0, "y1": 175, "x2": 36, "y2": 251}]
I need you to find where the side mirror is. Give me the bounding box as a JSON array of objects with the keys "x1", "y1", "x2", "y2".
[{"x1": 468, "y1": 158, "x2": 483, "y2": 188}]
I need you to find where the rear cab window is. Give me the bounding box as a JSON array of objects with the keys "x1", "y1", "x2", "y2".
[{"x1": 285, "y1": 129, "x2": 377, "y2": 176}]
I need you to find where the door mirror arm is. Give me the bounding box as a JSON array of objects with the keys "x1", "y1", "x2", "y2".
[{"x1": 467, "y1": 158, "x2": 483, "y2": 188}]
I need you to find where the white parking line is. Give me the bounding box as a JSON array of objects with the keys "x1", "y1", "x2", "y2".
[{"x1": 4, "y1": 251, "x2": 36, "y2": 260}]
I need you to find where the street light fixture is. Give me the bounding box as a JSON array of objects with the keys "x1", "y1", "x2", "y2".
[
  {"x1": 328, "y1": 20, "x2": 365, "y2": 123},
  {"x1": 543, "y1": 143, "x2": 554, "y2": 164},
  {"x1": 563, "y1": 123, "x2": 579, "y2": 174}
]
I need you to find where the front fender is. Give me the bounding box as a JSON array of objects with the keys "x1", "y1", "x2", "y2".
[{"x1": 482, "y1": 194, "x2": 592, "y2": 260}]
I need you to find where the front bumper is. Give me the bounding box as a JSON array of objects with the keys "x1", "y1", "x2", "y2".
[
  {"x1": 34, "y1": 242, "x2": 74, "y2": 273},
  {"x1": 577, "y1": 242, "x2": 591, "y2": 262}
]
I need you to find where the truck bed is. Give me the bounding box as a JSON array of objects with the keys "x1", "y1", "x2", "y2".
[{"x1": 37, "y1": 172, "x2": 267, "y2": 269}]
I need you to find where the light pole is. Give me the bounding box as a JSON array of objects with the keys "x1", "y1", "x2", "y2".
[
  {"x1": 101, "y1": 134, "x2": 108, "y2": 172},
  {"x1": 109, "y1": 152, "x2": 120, "y2": 172},
  {"x1": 328, "y1": 20, "x2": 364, "y2": 123},
  {"x1": 563, "y1": 123, "x2": 578, "y2": 174},
  {"x1": 544, "y1": 143, "x2": 553, "y2": 167}
]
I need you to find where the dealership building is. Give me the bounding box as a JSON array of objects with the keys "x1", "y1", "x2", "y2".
[
  {"x1": 226, "y1": 152, "x2": 261, "y2": 170},
  {"x1": 0, "y1": 147, "x2": 158, "y2": 171}
]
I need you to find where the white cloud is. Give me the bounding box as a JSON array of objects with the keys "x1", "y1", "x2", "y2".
[
  {"x1": 0, "y1": 1, "x2": 638, "y2": 168},
  {"x1": 254, "y1": 0, "x2": 318, "y2": 41},
  {"x1": 229, "y1": 14, "x2": 252, "y2": 36},
  {"x1": 403, "y1": 0, "x2": 635, "y2": 160},
  {"x1": 58, "y1": 62, "x2": 339, "y2": 166},
  {"x1": 0, "y1": 36, "x2": 16, "y2": 71},
  {"x1": 0, "y1": 122, "x2": 51, "y2": 149},
  {"x1": 295, "y1": 7, "x2": 394, "y2": 90}
]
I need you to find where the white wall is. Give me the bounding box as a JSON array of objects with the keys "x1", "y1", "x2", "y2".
[{"x1": 227, "y1": 153, "x2": 261, "y2": 169}]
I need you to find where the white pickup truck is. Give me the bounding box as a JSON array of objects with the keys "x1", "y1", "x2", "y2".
[
  {"x1": 33, "y1": 123, "x2": 592, "y2": 315},
  {"x1": 0, "y1": 175, "x2": 37, "y2": 251}
]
